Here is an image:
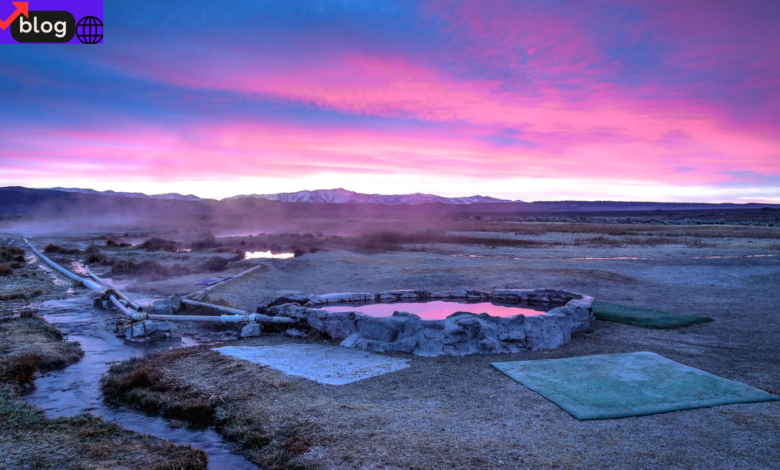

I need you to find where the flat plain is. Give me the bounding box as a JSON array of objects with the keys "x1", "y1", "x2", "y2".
[{"x1": 1, "y1": 216, "x2": 779, "y2": 469}]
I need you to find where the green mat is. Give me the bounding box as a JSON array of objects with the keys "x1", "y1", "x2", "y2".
[
  {"x1": 594, "y1": 301, "x2": 714, "y2": 328},
  {"x1": 493, "y1": 352, "x2": 778, "y2": 420}
]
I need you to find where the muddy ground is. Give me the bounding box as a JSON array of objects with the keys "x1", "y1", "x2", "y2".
[{"x1": 3, "y1": 223, "x2": 780, "y2": 469}]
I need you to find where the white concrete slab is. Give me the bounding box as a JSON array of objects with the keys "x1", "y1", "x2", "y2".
[{"x1": 213, "y1": 344, "x2": 410, "y2": 385}]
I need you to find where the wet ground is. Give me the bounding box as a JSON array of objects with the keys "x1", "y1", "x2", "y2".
[{"x1": 22, "y1": 296, "x2": 257, "y2": 470}]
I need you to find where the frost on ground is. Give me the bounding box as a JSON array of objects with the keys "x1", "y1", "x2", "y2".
[{"x1": 214, "y1": 344, "x2": 410, "y2": 385}]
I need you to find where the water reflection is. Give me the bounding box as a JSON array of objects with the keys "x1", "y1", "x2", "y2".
[
  {"x1": 321, "y1": 300, "x2": 549, "y2": 320},
  {"x1": 244, "y1": 250, "x2": 294, "y2": 260}
]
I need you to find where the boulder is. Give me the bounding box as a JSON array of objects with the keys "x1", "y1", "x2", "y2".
[
  {"x1": 285, "y1": 328, "x2": 307, "y2": 338},
  {"x1": 307, "y1": 292, "x2": 375, "y2": 306},
  {"x1": 265, "y1": 291, "x2": 314, "y2": 307},
  {"x1": 524, "y1": 315, "x2": 566, "y2": 350},
  {"x1": 152, "y1": 295, "x2": 180, "y2": 315},
  {"x1": 319, "y1": 310, "x2": 359, "y2": 339},
  {"x1": 122, "y1": 320, "x2": 157, "y2": 339},
  {"x1": 240, "y1": 322, "x2": 262, "y2": 338},
  {"x1": 355, "y1": 315, "x2": 404, "y2": 342},
  {"x1": 429, "y1": 290, "x2": 468, "y2": 299},
  {"x1": 380, "y1": 290, "x2": 423, "y2": 300},
  {"x1": 266, "y1": 303, "x2": 310, "y2": 319}
]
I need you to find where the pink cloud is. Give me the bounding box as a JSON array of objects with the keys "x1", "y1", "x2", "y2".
[{"x1": 3, "y1": 0, "x2": 778, "y2": 201}]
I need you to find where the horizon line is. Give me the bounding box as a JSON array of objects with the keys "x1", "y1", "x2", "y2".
[{"x1": 5, "y1": 185, "x2": 780, "y2": 206}]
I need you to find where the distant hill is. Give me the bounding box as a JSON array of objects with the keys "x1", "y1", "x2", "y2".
[
  {"x1": 49, "y1": 187, "x2": 202, "y2": 201},
  {"x1": 1, "y1": 187, "x2": 778, "y2": 220},
  {"x1": 49, "y1": 187, "x2": 510, "y2": 205},
  {"x1": 228, "y1": 188, "x2": 515, "y2": 205}
]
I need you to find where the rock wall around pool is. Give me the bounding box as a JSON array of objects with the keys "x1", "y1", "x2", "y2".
[{"x1": 263, "y1": 289, "x2": 595, "y2": 356}]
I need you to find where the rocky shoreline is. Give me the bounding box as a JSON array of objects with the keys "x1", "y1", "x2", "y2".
[{"x1": 258, "y1": 289, "x2": 594, "y2": 356}]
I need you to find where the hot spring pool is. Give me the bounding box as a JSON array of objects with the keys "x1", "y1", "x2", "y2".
[
  {"x1": 321, "y1": 301, "x2": 548, "y2": 320},
  {"x1": 269, "y1": 289, "x2": 595, "y2": 356}
]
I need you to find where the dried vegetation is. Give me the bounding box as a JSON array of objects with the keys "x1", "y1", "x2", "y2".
[{"x1": 102, "y1": 348, "x2": 315, "y2": 469}]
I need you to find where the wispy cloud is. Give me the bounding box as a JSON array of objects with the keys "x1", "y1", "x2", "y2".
[{"x1": 1, "y1": 0, "x2": 778, "y2": 201}]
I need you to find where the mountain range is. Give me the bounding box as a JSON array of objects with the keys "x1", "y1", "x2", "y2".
[
  {"x1": 49, "y1": 187, "x2": 515, "y2": 205},
  {"x1": 1, "y1": 187, "x2": 777, "y2": 221},
  {"x1": 50, "y1": 187, "x2": 202, "y2": 201},
  {"x1": 225, "y1": 188, "x2": 515, "y2": 205}
]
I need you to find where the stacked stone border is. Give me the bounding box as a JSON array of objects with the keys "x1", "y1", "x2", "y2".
[{"x1": 262, "y1": 289, "x2": 595, "y2": 356}]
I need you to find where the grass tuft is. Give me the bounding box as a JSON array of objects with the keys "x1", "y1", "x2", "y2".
[
  {"x1": 0, "y1": 385, "x2": 44, "y2": 427},
  {"x1": 0, "y1": 354, "x2": 40, "y2": 386},
  {"x1": 102, "y1": 349, "x2": 314, "y2": 468},
  {"x1": 140, "y1": 238, "x2": 178, "y2": 252},
  {"x1": 0, "y1": 263, "x2": 12, "y2": 276},
  {"x1": 44, "y1": 244, "x2": 80, "y2": 255}
]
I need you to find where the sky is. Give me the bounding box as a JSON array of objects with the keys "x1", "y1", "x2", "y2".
[{"x1": 1, "y1": 0, "x2": 779, "y2": 202}]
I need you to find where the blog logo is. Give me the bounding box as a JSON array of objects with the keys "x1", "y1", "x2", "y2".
[{"x1": 0, "y1": 1, "x2": 102, "y2": 44}]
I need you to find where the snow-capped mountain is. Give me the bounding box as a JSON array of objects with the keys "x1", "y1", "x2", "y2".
[
  {"x1": 49, "y1": 187, "x2": 202, "y2": 201},
  {"x1": 48, "y1": 187, "x2": 515, "y2": 205},
  {"x1": 228, "y1": 188, "x2": 517, "y2": 205}
]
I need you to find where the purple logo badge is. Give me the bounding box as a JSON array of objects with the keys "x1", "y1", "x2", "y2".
[{"x1": 0, "y1": 0, "x2": 102, "y2": 44}]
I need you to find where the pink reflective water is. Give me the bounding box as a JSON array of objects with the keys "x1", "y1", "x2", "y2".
[
  {"x1": 321, "y1": 301, "x2": 548, "y2": 320},
  {"x1": 244, "y1": 250, "x2": 295, "y2": 259}
]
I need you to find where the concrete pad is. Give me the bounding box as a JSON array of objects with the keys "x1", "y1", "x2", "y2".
[
  {"x1": 213, "y1": 344, "x2": 410, "y2": 385},
  {"x1": 493, "y1": 352, "x2": 778, "y2": 420}
]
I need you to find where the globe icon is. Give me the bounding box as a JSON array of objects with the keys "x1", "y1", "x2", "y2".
[{"x1": 76, "y1": 16, "x2": 103, "y2": 44}]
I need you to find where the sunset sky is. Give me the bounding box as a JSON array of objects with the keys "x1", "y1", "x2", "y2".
[{"x1": 1, "y1": 0, "x2": 779, "y2": 202}]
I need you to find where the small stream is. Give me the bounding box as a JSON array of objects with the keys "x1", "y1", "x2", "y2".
[{"x1": 22, "y1": 296, "x2": 257, "y2": 470}]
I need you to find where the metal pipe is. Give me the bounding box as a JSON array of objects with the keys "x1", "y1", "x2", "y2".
[
  {"x1": 84, "y1": 264, "x2": 112, "y2": 288},
  {"x1": 85, "y1": 265, "x2": 143, "y2": 311},
  {"x1": 187, "y1": 265, "x2": 263, "y2": 299},
  {"x1": 129, "y1": 312, "x2": 294, "y2": 323},
  {"x1": 109, "y1": 294, "x2": 137, "y2": 318},
  {"x1": 180, "y1": 298, "x2": 250, "y2": 316},
  {"x1": 22, "y1": 236, "x2": 104, "y2": 291},
  {"x1": 22, "y1": 236, "x2": 294, "y2": 326},
  {"x1": 179, "y1": 299, "x2": 294, "y2": 323}
]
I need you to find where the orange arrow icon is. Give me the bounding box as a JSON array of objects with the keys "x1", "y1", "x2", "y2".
[{"x1": 0, "y1": 2, "x2": 28, "y2": 30}]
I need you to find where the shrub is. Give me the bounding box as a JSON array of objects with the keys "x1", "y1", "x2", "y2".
[
  {"x1": 190, "y1": 236, "x2": 221, "y2": 250},
  {"x1": 84, "y1": 244, "x2": 106, "y2": 264},
  {"x1": 0, "y1": 245, "x2": 25, "y2": 262},
  {"x1": 0, "y1": 354, "x2": 40, "y2": 386},
  {"x1": 44, "y1": 244, "x2": 80, "y2": 255},
  {"x1": 0, "y1": 292, "x2": 26, "y2": 300},
  {"x1": 109, "y1": 259, "x2": 190, "y2": 280},
  {"x1": 84, "y1": 244, "x2": 101, "y2": 255},
  {"x1": 19, "y1": 308, "x2": 41, "y2": 318},
  {"x1": 140, "y1": 238, "x2": 177, "y2": 252},
  {"x1": 201, "y1": 257, "x2": 229, "y2": 272},
  {"x1": 0, "y1": 263, "x2": 12, "y2": 276},
  {"x1": 105, "y1": 239, "x2": 133, "y2": 248}
]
